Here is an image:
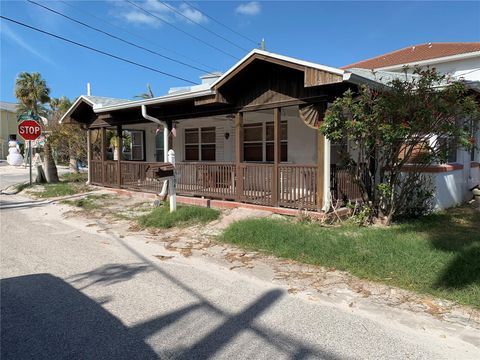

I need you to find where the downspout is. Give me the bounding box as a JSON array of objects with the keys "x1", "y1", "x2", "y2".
[{"x1": 141, "y1": 105, "x2": 169, "y2": 196}]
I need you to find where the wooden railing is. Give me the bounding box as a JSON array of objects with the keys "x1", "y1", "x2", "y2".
[
  {"x1": 90, "y1": 159, "x2": 103, "y2": 185},
  {"x1": 279, "y1": 165, "x2": 317, "y2": 210},
  {"x1": 176, "y1": 162, "x2": 236, "y2": 200},
  {"x1": 330, "y1": 164, "x2": 364, "y2": 204},
  {"x1": 239, "y1": 163, "x2": 274, "y2": 206},
  {"x1": 89, "y1": 160, "x2": 350, "y2": 211},
  {"x1": 121, "y1": 161, "x2": 166, "y2": 193}
]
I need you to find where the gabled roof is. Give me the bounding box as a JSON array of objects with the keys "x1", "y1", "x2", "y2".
[
  {"x1": 60, "y1": 95, "x2": 129, "y2": 123},
  {"x1": 211, "y1": 49, "x2": 344, "y2": 89},
  {"x1": 342, "y1": 42, "x2": 480, "y2": 70},
  {"x1": 0, "y1": 101, "x2": 18, "y2": 113}
]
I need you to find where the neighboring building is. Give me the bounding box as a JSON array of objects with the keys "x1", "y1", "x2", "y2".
[
  {"x1": 343, "y1": 42, "x2": 480, "y2": 209},
  {"x1": 62, "y1": 47, "x2": 480, "y2": 213},
  {"x1": 0, "y1": 101, "x2": 21, "y2": 160},
  {"x1": 342, "y1": 42, "x2": 480, "y2": 81}
]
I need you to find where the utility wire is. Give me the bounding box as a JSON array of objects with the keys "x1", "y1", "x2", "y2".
[
  {"x1": 125, "y1": 0, "x2": 239, "y2": 60},
  {"x1": 182, "y1": 1, "x2": 259, "y2": 46},
  {"x1": 59, "y1": 0, "x2": 216, "y2": 72},
  {"x1": 159, "y1": 1, "x2": 249, "y2": 52},
  {"x1": 27, "y1": 0, "x2": 214, "y2": 75},
  {"x1": 0, "y1": 15, "x2": 197, "y2": 85}
]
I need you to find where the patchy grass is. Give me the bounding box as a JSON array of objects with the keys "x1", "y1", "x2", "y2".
[
  {"x1": 34, "y1": 182, "x2": 91, "y2": 198},
  {"x1": 138, "y1": 204, "x2": 220, "y2": 229},
  {"x1": 61, "y1": 194, "x2": 111, "y2": 210},
  {"x1": 220, "y1": 205, "x2": 480, "y2": 308},
  {"x1": 15, "y1": 182, "x2": 31, "y2": 193},
  {"x1": 61, "y1": 172, "x2": 88, "y2": 183}
]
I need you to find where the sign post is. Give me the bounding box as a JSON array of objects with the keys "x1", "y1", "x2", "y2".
[{"x1": 18, "y1": 116, "x2": 42, "y2": 186}]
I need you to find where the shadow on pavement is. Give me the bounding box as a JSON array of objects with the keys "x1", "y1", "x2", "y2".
[{"x1": 0, "y1": 274, "x2": 158, "y2": 360}]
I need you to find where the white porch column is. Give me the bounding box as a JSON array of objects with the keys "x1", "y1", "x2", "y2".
[
  {"x1": 323, "y1": 138, "x2": 331, "y2": 211},
  {"x1": 86, "y1": 129, "x2": 91, "y2": 185},
  {"x1": 168, "y1": 149, "x2": 177, "y2": 212}
]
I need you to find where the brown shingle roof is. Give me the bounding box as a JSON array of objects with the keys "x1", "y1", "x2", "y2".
[{"x1": 342, "y1": 42, "x2": 480, "y2": 70}]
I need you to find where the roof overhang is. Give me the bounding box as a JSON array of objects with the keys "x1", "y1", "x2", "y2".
[
  {"x1": 375, "y1": 51, "x2": 480, "y2": 71},
  {"x1": 60, "y1": 96, "x2": 96, "y2": 124},
  {"x1": 94, "y1": 88, "x2": 215, "y2": 113},
  {"x1": 210, "y1": 49, "x2": 345, "y2": 89}
]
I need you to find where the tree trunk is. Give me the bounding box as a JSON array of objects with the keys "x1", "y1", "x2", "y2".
[
  {"x1": 35, "y1": 165, "x2": 47, "y2": 184},
  {"x1": 44, "y1": 142, "x2": 59, "y2": 183},
  {"x1": 68, "y1": 138, "x2": 79, "y2": 173}
]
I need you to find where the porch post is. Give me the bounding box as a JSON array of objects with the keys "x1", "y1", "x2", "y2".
[
  {"x1": 317, "y1": 131, "x2": 331, "y2": 211},
  {"x1": 101, "y1": 127, "x2": 106, "y2": 185},
  {"x1": 273, "y1": 107, "x2": 281, "y2": 207},
  {"x1": 116, "y1": 125, "x2": 122, "y2": 188},
  {"x1": 86, "y1": 128, "x2": 91, "y2": 185},
  {"x1": 235, "y1": 112, "x2": 243, "y2": 202}
]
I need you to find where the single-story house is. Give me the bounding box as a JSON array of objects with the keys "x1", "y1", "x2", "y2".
[
  {"x1": 0, "y1": 101, "x2": 21, "y2": 160},
  {"x1": 61, "y1": 47, "x2": 480, "y2": 213}
]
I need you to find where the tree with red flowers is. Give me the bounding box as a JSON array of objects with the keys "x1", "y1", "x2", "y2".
[{"x1": 322, "y1": 68, "x2": 479, "y2": 225}]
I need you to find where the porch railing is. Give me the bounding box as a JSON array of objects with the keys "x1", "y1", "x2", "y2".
[
  {"x1": 176, "y1": 162, "x2": 236, "y2": 200},
  {"x1": 330, "y1": 164, "x2": 365, "y2": 204},
  {"x1": 279, "y1": 165, "x2": 317, "y2": 210},
  {"x1": 90, "y1": 160, "x2": 364, "y2": 210}
]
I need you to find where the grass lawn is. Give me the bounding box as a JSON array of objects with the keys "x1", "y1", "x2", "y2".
[
  {"x1": 34, "y1": 182, "x2": 90, "y2": 198},
  {"x1": 138, "y1": 204, "x2": 220, "y2": 229},
  {"x1": 220, "y1": 206, "x2": 480, "y2": 308},
  {"x1": 61, "y1": 194, "x2": 112, "y2": 210}
]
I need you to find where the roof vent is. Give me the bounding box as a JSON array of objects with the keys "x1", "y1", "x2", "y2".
[{"x1": 200, "y1": 72, "x2": 223, "y2": 85}]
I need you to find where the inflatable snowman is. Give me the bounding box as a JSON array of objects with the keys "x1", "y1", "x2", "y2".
[{"x1": 6, "y1": 140, "x2": 24, "y2": 166}]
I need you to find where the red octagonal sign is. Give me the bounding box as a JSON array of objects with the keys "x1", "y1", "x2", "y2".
[{"x1": 18, "y1": 120, "x2": 42, "y2": 141}]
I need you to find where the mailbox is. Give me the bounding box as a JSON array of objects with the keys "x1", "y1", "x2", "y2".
[{"x1": 146, "y1": 163, "x2": 175, "y2": 180}]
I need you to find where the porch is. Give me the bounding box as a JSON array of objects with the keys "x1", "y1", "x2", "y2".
[
  {"x1": 64, "y1": 50, "x2": 369, "y2": 211},
  {"x1": 89, "y1": 159, "x2": 360, "y2": 211}
]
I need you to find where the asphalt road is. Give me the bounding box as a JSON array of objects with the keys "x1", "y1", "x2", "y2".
[{"x1": 1, "y1": 192, "x2": 478, "y2": 359}]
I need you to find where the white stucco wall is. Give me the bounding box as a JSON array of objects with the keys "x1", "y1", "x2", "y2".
[
  {"x1": 430, "y1": 170, "x2": 465, "y2": 210},
  {"x1": 388, "y1": 55, "x2": 480, "y2": 81}
]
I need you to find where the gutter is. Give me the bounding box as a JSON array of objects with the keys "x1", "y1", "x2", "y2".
[
  {"x1": 94, "y1": 88, "x2": 215, "y2": 113},
  {"x1": 141, "y1": 105, "x2": 169, "y2": 196}
]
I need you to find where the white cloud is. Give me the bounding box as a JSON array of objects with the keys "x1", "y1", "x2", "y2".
[
  {"x1": 0, "y1": 23, "x2": 56, "y2": 66},
  {"x1": 109, "y1": 0, "x2": 207, "y2": 28},
  {"x1": 236, "y1": 2, "x2": 261, "y2": 16},
  {"x1": 179, "y1": 3, "x2": 208, "y2": 24},
  {"x1": 123, "y1": 11, "x2": 159, "y2": 27}
]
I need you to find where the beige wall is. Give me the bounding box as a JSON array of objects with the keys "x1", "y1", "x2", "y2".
[
  {"x1": 172, "y1": 106, "x2": 317, "y2": 165},
  {"x1": 119, "y1": 107, "x2": 319, "y2": 165},
  {"x1": 0, "y1": 109, "x2": 21, "y2": 159}
]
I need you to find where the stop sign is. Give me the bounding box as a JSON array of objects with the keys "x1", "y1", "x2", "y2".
[{"x1": 18, "y1": 120, "x2": 42, "y2": 141}]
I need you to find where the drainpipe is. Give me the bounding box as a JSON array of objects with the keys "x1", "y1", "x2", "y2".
[{"x1": 141, "y1": 105, "x2": 169, "y2": 196}]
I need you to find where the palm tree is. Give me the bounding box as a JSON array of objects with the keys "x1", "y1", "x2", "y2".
[
  {"x1": 15, "y1": 72, "x2": 50, "y2": 117},
  {"x1": 14, "y1": 72, "x2": 59, "y2": 183},
  {"x1": 134, "y1": 84, "x2": 154, "y2": 99}
]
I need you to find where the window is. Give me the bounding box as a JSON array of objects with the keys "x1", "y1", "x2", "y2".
[
  {"x1": 437, "y1": 136, "x2": 457, "y2": 163},
  {"x1": 243, "y1": 123, "x2": 263, "y2": 162},
  {"x1": 243, "y1": 122, "x2": 287, "y2": 162},
  {"x1": 122, "y1": 130, "x2": 145, "y2": 161},
  {"x1": 184, "y1": 127, "x2": 216, "y2": 161}
]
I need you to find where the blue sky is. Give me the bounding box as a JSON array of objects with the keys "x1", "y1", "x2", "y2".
[{"x1": 1, "y1": 1, "x2": 479, "y2": 103}]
